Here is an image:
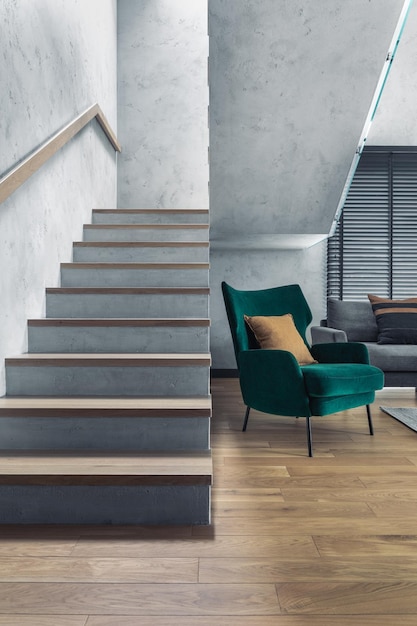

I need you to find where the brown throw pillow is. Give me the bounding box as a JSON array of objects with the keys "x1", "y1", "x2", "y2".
[
  {"x1": 244, "y1": 313, "x2": 317, "y2": 365},
  {"x1": 368, "y1": 294, "x2": 417, "y2": 344}
]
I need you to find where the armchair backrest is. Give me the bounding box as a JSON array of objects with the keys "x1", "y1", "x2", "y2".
[{"x1": 221, "y1": 282, "x2": 313, "y2": 365}]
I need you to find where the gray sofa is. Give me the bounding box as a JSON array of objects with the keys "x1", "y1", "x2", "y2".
[{"x1": 311, "y1": 299, "x2": 417, "y2": 388}]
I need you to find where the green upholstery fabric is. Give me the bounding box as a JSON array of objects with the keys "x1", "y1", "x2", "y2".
[
  {"x1": 238, "y1": 349, "x2": 311, "y2": 417},
  {"x1": 222, "y1": 282, "x2": 312, "y2": 362},
  {"x1": 311, "y1": 341, "x2": 370, "y2": 365},
  {"x1": 301, "y1": 363, "x2": 384, "y2": 397},
  {"x1": 309, "y1": 391, "x2": 376, "y2": 416},
  {"x1": 221, "y1": 281, "x2": 384, "y2": 455}
]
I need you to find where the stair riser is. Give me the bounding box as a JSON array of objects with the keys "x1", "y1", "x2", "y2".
[
  {"x1": 0, "y1": 485, "x2": 210, "y2": 524},
  {"x1": 6, "y1": 366, "x2": 210, "y2": 396},
  {"x1": 83, "y1": 227, "x2": 209, "y2": 242},
  {"x1": 28, "y1": 326, "x2": 209, "y2": 353},
  {"x1": 60, "y1": 268, "x2": 209, "y2": 288},
  {"x1": 73, "y1": 246, "x2": 209, "y2": 263},
  {"x1": 92, "y1": 211, "x2": 208, "y2": 225},
  {"x1": 46, "y1": 293, "x2": 209, "y2": 318},
  {"x1": 0, "y1": 417, "x2": 210, "y2": 450}
]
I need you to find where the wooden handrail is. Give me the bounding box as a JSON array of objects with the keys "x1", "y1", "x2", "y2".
[{"x1": 0, "y1": 103, "x2": 121, "y2": 204}]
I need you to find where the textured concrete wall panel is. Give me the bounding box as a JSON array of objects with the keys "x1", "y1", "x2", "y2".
[
  {"x1": 0, "y1": 0, "x2": 117, "y2": 395},
  {"x1": 117, "y1": 0, "x2": 209, "y2": 208},
  {"x1": 209, "y1": 0, "x2": 406, "y2": 238}
]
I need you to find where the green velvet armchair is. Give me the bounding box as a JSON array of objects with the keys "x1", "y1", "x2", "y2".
[{"x1": 221, "y1": 282, "x2": 384, "y2": 456}]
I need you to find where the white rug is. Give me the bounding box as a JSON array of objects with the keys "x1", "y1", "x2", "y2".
[{"x1": 380, "y1": 406, "x2": 417, "y2": 432}]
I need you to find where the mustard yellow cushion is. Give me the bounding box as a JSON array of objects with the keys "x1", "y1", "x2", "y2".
[{"x1": 244, "y1": 313, "x2": 317, "y2": 365}]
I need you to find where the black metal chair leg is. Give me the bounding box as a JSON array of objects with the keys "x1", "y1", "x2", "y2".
[
  {"x1": 366, "y1": 404, "x2": 374, "y2": 436},
  {"x1": 306, "y1": 416, "x2": 313, "y2": 457},
  {"x1": 242, "y1": 406, "x2": 251, "y2": 432}
]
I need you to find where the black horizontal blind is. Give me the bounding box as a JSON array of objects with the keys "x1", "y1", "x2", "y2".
[{"x1": 328, "y1": 147, "x2": 417, "y2": 301}]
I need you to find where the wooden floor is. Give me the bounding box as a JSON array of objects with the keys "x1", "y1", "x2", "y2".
[{"x1": 2, "y1": 379, "x2": 417, "y2": 624}]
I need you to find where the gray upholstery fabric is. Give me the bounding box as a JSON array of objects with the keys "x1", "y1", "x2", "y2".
[
  {"x1": 327, "y1": 299, "x2": 378, "y2": 342},
  {"x1": 311, "y1": 325, "x2": 347, "y2": 344},
  {"x1": 315, "y1": 299, "x2": 417, "y2": 385},
  {"x1": 364, "y1": 343, "x2": 417, "y2": 372}
]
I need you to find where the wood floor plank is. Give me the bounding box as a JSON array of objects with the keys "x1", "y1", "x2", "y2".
[
  {"x1": 285, "y1": 465, "x2": 417, "y2": 477},
  {"x1": 0, "y1": 557, "x2": 198, "y2": 583},
  {"x1": 0, "y1": 583, "x2": 280, "y2": 616},
  {"x1": 72, "y1": 535, "x2": 319, "y2": 559},
  {"x1": 0, "y1": 538, "x2": 78, "y2": 557},
  {"x1": 83, "y1": 617, "x2": 417, "y2": 626},
  {"x1": 281, "y1": 487, "x2": 417, "y2": 502},
  {"x1": 193, "y1": 516, "x2": 417, "y2": 536},
  {"x1": 314, "y1": 534, "x2": 417, "y2": 557},
  {"x1": 367, "y1": 501, "x2": 417, "y2": 517},
  {"x1": 199, "y1": 556, "x2": 417, "y2": 583},
  {"x1": 0, "y1": 618, "x2": 87, "y2": 626},
  {"x1": 212, "y1": 501, "x2": 373, "y2": 518},
  {"x1": 221, "y1": 454, "x2": 414, "y2": 466},
  {"x1": 277, "y1": 582, "x2": 417, "y2": 614}
]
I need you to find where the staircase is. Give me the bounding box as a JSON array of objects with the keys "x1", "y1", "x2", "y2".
[{"x1": 0, "y1": 209, "x2": 212, "y2": 524}]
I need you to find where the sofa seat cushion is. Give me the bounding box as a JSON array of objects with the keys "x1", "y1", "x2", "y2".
[
  {"x1": 301, "y1": 363, "x2": 383, "y2": 397},
  {"x1": 364, "y1": 342, "x2": 417, "y2": 372}
]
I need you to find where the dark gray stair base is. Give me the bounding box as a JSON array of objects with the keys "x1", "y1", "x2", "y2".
[
  {"x1": 46, "y1": 288, "x2": 209, "y2": 318},
  {"x1": 0, "y1": 416, "x2": 210, "y2": 450},
  {"x1": 28, "y1": 323, "x2": 210, "y2": 353},
  {"x1": 73, "y1": 243, "x2": 209, "y2": 263},
  {"x1": 83, "y1": 225, "x2": 209, "y2": 242},
  {"x1": 45, "y1": 290, "x2": 209, "y2": 318},
  {"x1": 60, "y1": 265, "x2": 209, "y2": 288},
  {"x1": 0, "y1": 485, "x2": 210, "y2": 524},
  {"x1": 92, "y1": 209, "x2": 209, "y2": 225},
  {"x1": 6, "y1": 364, "x2": 210, "y2": 397}
]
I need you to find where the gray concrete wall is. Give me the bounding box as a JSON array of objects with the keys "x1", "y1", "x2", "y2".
[
  {"x1": 208, "y1": 0, "x2": 408, "y2": 369},
  {"x1": 368, "y1": 2, "x2": 417, "y2": 144},
  {"x1": 209, "y1": 0, "x2": 406, "y2": 240},
  {"x1": 0, "y1": 0, "x2": 118, "y2": 395},
  {"x1": 117, "y1": 0, "x2": 209, "y2": 209}
]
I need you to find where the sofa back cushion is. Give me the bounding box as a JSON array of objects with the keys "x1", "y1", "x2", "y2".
[{"x1": 327, "y1": 299, "x2": 378, "y2": 342}]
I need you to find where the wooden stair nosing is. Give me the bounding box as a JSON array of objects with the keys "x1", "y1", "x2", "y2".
[
  {"x1": 0, "y1": 451, "x2": 212, "y2": 486},
  {"x1": 45, "y1": 287, "x2": 210, "y2": 295},
  {"x1": 28, "y1": 318, "x2": 210, "y2": 328},
  {"x1": 61, "y1": 262, "x2": 210, "y2": 270},
  {"x1": 0, "y1": 396, "x2": 212, "y2": 418},
  {"x1": 5, "y1": 353, "x2": 211, "y2": 367}
]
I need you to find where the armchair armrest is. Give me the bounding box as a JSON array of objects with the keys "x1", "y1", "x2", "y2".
[
  {"x1": 311, "y1": 342, "x2": 370, "y2": 365},
  {"x1": 238, "y1": 349, "x2": 311, "y2": 417},
  {"x1": 311, "y1": 325, "x2": 347, "y2": 344}
]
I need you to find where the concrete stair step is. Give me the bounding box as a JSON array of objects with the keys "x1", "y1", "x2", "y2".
[
  {"x1": 27, "y1": 318, "x2": 210, "y2": 353},
  {"x1": 92, "y1": 208, "x2": 209, "y2": 224},
  {"x1": 60, "y1": 262, "x2": 209, "y2": 288},
  {"x1": 83, "y1": 224, "x2": 209, "y2": 242},
  {"x1": 0, "y1": 396, "x2": 211, "y2": 451},
  {"x1": 5, "y1": 353, "x2": 211, "y2": 397},
  {"x1": 73, "y1": 241, "x2": 209, "y2": 262},
  {"x1": 45, "y1": 287, "x2": 210, "y2": 318},
  {"x1": 0, "y1": 450, "x2": 212, "y2": 524},
  {"x1": 3, "y1": 207, "x2": 212, "y2": 524}
]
